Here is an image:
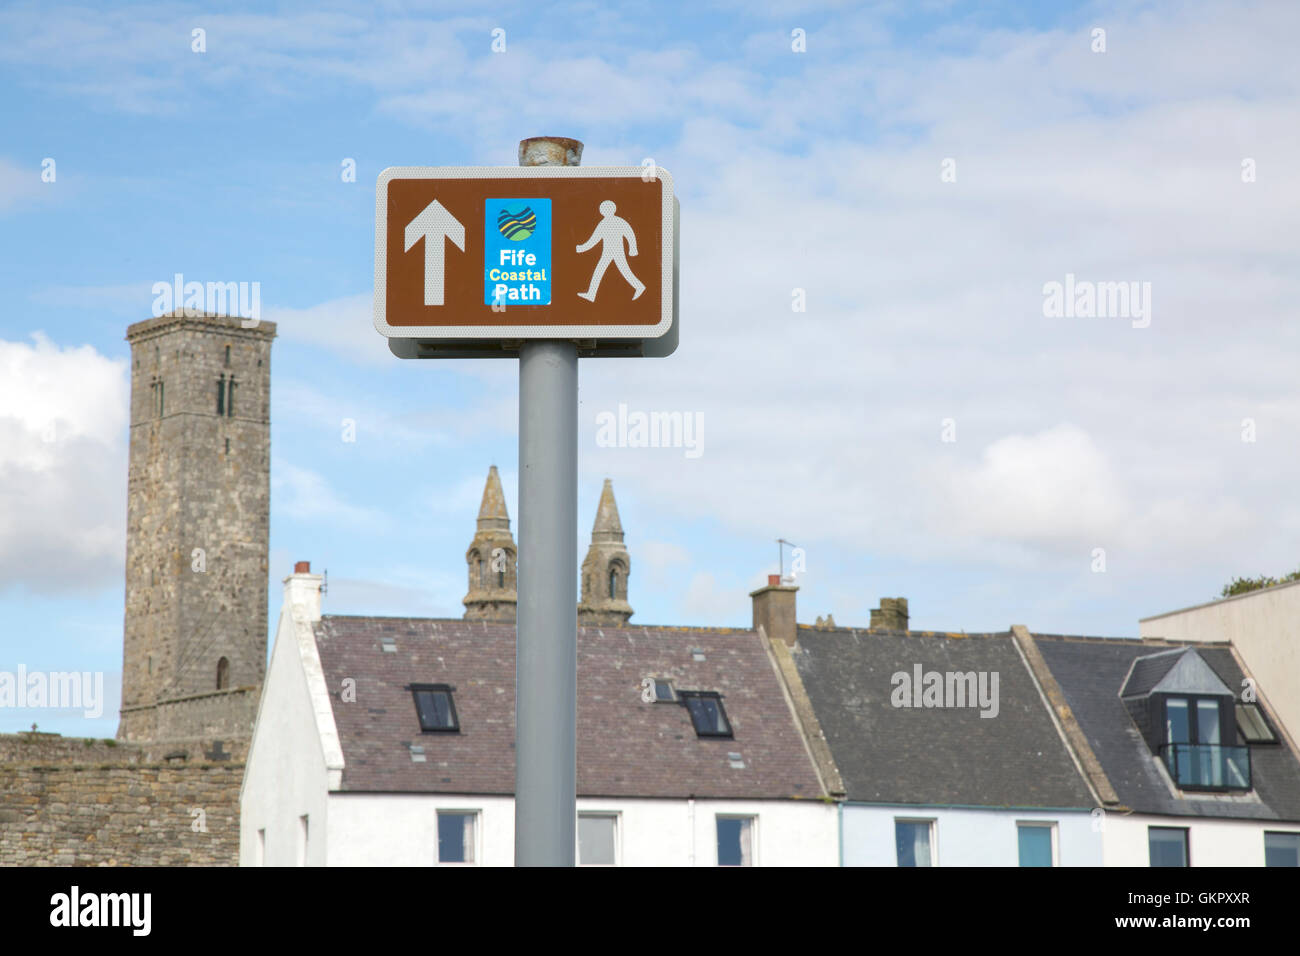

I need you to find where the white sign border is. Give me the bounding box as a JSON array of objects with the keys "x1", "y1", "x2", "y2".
[{"x1": 374, "y1": 165, "x2": 675, "y2": 340}]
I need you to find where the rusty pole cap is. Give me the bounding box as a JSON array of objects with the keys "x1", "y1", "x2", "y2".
[{"x1": 518, "y1": 136, "x2": 583, "y2": 167}]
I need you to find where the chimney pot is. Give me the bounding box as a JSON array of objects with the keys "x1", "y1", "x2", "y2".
[
  {"x1": 767, "y1": 574, "x2": 781, "y2": 586},
  {"x1": 294, "y1": 560, "x2": 311, "y2": 573}
]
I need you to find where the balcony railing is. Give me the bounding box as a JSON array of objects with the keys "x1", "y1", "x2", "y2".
[{"x1": 1160, "y1": 743, "x2": 1251, "y2": 791}]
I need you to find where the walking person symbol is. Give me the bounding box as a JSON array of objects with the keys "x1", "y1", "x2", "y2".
[{"x1": 575, "y1": 200, "x2": 645, "y2": 301}]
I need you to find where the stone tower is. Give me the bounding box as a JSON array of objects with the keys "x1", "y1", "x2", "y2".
[
  {"x1": 463, "y1": 465, "x2": 518, "y2": 622},
  {"x1": 578, "y1": 479, "x2": 633, "y2": 626},
  {"x1": 118, "y1": 312, "x2": 276, "y2": 745}
]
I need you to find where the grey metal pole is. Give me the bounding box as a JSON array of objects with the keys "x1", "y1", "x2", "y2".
[{"x1": 515, "y1": 136, "x2": 582, "y2": 866}]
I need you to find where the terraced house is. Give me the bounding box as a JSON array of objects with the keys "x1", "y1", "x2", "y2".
[
  {"x1": 240, "y1": 472, "x2": 838, "y2": 866},
  {"x1": 241, "y1": 467, "x2": 1300, "y2": 867},
  {"x1": 756, "y1": 584, "x2": 1300, "y2": 866}
]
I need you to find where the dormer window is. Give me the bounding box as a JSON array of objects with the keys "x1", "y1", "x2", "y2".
[{"x1": 1121, "y1": 647, "x2": 1251, "y2": 792}]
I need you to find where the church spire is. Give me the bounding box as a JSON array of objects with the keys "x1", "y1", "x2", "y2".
[
  {"x1": 578, "y1": 479, "x2": 633, "y2": 626},
  {"x1": 463, "y1": 466, "x2": 517, "y2": 622}
]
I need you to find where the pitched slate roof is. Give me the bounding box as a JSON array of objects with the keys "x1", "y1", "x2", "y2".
[
  {"x1": 1032, "y1": 634, "x2": 1300, "y2": 821},
  {"x1": 312, "y1": 616, "x2": 824, "y2": 799},
  {"x1": 790, "y1": 627, "x2": 1095, "y2": 808}
]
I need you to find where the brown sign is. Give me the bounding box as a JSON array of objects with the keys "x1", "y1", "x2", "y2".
[{"x1": 374, "y1": 166, "x2": 676, "y2": 344}]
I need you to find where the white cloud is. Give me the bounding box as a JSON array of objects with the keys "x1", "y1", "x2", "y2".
[
  {"x1": 682, "y1": 571, "x2": 736, "y2": 622},
  {"x1": 0, "y1": 335, "x2": 127, "y2": 593},
  {"x1": 272, "y1": 460, "x2": 389, "y2": 529},
  {"x1": 0, "y1": 157, "x2": 47, "y2": 212},
  {"x1": 28, "y1": 282, "x2": 155, "y2": 315},
  {"x1": 934, "y1": 424, "x2": 1126, "y2": 551},
  {"x1": 265, "y1": 294, "x2": 392, "y2": 366}
]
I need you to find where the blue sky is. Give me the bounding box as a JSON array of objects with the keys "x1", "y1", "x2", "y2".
[{"x1": 3, "y1": 0, "x2": 1298, "y2": 737}]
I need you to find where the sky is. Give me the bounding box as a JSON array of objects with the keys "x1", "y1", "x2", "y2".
[{"x1": 2, "y1": 0, "x2": 1298, "y2": 738}]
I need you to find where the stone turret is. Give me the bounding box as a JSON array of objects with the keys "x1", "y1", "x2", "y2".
[
  {"x1": 463, "y1": 466, "x2": 518, "y2": 622},
  {"x1": 578, "y1": 479, "x2": 633, "y2": 626}
]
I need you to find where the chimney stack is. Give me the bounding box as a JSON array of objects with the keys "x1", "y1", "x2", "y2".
[
  {"x1": 870, "y1": 597, "x2": 909, "y2": 632},
  {"x1": 285, "y1": 560, "x2": 324, "y2": 624},
  {"x1": 751, "y1": 576, "x2": 798, "y2": 646}
]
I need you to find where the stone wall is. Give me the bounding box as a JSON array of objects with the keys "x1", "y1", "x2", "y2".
[
  {"x1": 0, "y1": 732, "x2": 242, "y2": 866},
  {"x1": 119, "y1": 685, "x2": 260, "y2": 747}
]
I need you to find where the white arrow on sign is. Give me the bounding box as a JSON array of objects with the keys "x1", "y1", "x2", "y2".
[{"x1": 403, "y1": 199, "x2": 465, "y2": 306}]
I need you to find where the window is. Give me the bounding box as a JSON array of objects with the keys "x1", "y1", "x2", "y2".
[
  {"x1": 896, "y1": 819, "x2": 934, "y2": 867},
  {"x1": 680, "y1": 692, "x2": 732, "y2": 737},
  {"x1": 498, "y1": 569, "x2": 505, "y2": 589},
  {"x1": 1149, "y1": 827, "x2": 1189, "y2": 867},
  {"x1": 1264, "y1": 831, "x2": 1300, "y2": 867},
  {"x1": 216, "y1": 377, "x2": 225, "y2": 415},
  {"x1": 1163, "y1": 694, "x2": 1248, "y2": 790},
  {"x1": 1017, "y1": 823, "x2": 1055, "y2": 867},
  {"x1": 649, "y1": 678, "x2": 675, "y2": 702},
  {"x1": 609, "y1": 567, "x2": 618, "y2": 599},
  {"x1": 716, "y1": 816, "x2": 754, "y2": 866},
  {"x1": 216, "y1": 657, "x2": 229, "y2": 690},
  {"x1": 412, "y1": 684, "x2": 459, "y2": 732},
  {"x1": 297, "y1": 815, "x2": 308, "y2": 866},
  {"x1": 225, "y1": 376, "x2": 234, "y2": 417},
  {"x1": 578, "y1": 813, "x2": 618, "y2": 866},
  {"x1": 477, "y1": 557, "x2": 484, "y2": 588},
  {"x1": 224, "y1": 344, "x2": 231, "y2": 367},
  {"x1": 437, "y1": 811, "x2": 477, "y2": 863},
  {"x1": 1237, "y1": 703, "x2": 1277, "y2": 743}
]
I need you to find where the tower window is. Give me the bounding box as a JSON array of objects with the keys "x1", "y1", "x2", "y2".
[
  {"x1": 226, "y1": 377, "x2": 235, "y2": 417},
  {"x1": 224, "y1": 344, "x2": 231, "y2": 367},
  {"x1": 498, "y1": 569, "x2": 505, "y2": 589},
  {"x1": 477, "y1": 558, "x2": 484, "y2": 588},
  {"x1": 216, "y1": 657, "x2": 230, "y2": 690},
  {"x1": 216, "y1": 377, "x2": 225, "y2": 415},
  {"x1": 158, "y1": 381, "x2": 164, "y2": 416},
  {"x1": 609, "y1": 568, "x2": 618, "y2": 599},
  {"x1": 225, "y1": 438, "x2": 230, "y2": 455}
]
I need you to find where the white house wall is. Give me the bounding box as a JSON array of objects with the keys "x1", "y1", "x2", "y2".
[
  {"x1": 239, "y1": 595, "x2": 334, "y2": 867},
  {"x1": 841, "y1": 805, "x2": 1103, "y2": 866},
  {"x1": 325, "y1": 794, "x2": 838, "y2": 866},
  {"x1": 1102, "y1": 813, "x2": 1300, "y2": 866}
]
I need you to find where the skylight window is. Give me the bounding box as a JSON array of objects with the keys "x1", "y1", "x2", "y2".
[
  {"x1": 650, "y1": 678, "x2": 675, "y2": 702},
  {"x1": 1236, "y1": 703, "x2": 1277, "y2": 743},
  {"x1": 412, "y1": 684, "x2": 459, "y2": 732},
  {"x1": 680, "y1": 691, "x2": 732, "y2": 737}
]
